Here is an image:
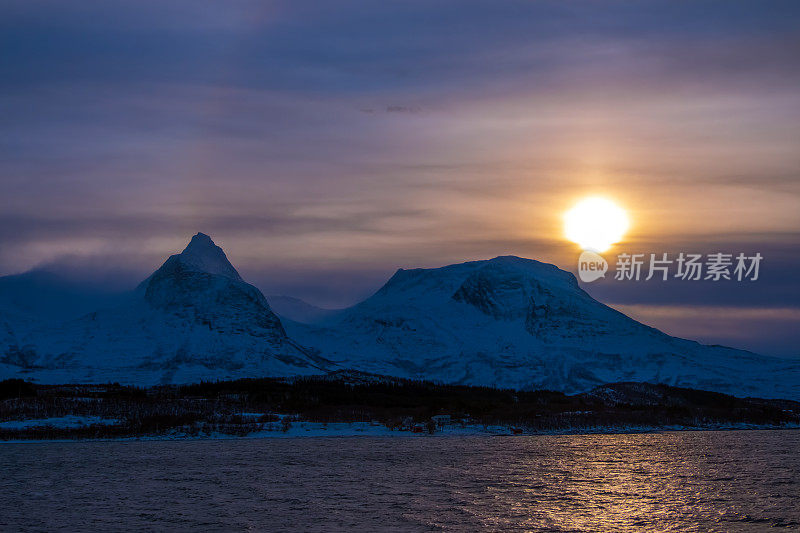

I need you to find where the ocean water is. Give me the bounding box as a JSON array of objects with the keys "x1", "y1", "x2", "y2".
[{"x1": 0, "y1": 430, "x2": 798, "y2": 532}]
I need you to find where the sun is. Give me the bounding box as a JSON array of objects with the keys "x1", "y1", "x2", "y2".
[{"x1": 564, "y1": 197, "x2": 629, "y2": 252}]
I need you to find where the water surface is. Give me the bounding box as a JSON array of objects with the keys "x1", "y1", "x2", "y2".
[{"x1": 1, "y1": 430, "x2": 798, "y2": 532}]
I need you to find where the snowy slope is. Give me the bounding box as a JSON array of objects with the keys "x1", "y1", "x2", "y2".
[
  {"x1": 0, "y1": 234, "x2": 332, "y2": 384},
  {"x1": 1, "y1": 237, "x2": 798, "y2": 399},
  {"x1": 267, "y1": 295, "x2": 339, "y2": 324},
  {"x1": 283, "y1": 256, "x2": 800, "y2": 399}
]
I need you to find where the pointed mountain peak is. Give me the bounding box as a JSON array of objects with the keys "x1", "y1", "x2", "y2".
[
  {"x1": 175, "y1": 232, "x2": 243, "y2": 281},
  {"x1": 186, "y1": 232, "x2": 215, "y2": 247}
]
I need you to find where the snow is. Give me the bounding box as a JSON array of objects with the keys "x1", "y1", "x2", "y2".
[
  {"x1": 1, "y1": 234, "x2": 330, "y2": 385},
  {"x1": 284, "y1": 256, "x2": 800, "y2": 400},
  {"x1": 173, "y1": 232, "x2": 243, "y2": 281},
  {"x1": 0, "y1": 416, "x2": 121, "y2": 429},
  {"x1": 2, "y1": 419, "x2": 796, "y2": 442},
  {"x1": 1, "y1": 235, "x2": 799, "y2": 401}
]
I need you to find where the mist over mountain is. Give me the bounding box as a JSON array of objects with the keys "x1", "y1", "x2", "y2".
[
  {"x1": 0, "y1": 270, "x2": 126, "y2": 323},
  {"x1": 267, "y1": 295, "x2": 339, "y2": 324},
  {"x1": 1, "y1": 233, "x2": 798, "y2": 399},
  {"x1": 0, "y1": 233, "x2": 331, "y2": 384}
]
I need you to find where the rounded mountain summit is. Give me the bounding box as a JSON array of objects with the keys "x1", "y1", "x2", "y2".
[{"x1": 0, "y1": 233, "x2": 798, "y2": 399}]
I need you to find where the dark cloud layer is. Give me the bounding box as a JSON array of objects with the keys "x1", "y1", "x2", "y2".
[{"x1": 1, "y1": 1, "x2": 799, "y2": 354}]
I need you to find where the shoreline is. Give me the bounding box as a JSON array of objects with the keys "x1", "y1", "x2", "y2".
[
  {"x1": 2, "y1": 421, "x2": 798, "y2": 444},
  {"x1": 4, "y1": 378, "x2": 798, "y2": 443}
]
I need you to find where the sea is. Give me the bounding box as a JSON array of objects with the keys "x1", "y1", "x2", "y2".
[{"x1": 1, "y1": 430, "x2": 798, "y2": 532}]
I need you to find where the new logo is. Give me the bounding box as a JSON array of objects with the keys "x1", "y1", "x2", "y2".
[{"x1": 577, "y1": 251, "x2": 607, "y2": 283}]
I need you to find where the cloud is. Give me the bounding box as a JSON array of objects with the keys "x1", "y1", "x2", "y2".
[
  {"x1": 386, "y1": 106, "x2": 422, "y2": 113},
  {"x1": 614, "y1": 304, "x2": 800, "y2": 358},
  {"x1": 2, "y1": 0, "x2": 800, "y2": 352}
]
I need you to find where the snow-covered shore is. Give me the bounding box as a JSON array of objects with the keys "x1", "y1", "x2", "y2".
[{"x1": 1, "y1": 417, "x2": 797, "y2": 443}]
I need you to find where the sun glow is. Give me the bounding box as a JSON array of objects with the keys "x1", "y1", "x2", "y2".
[{"x1": 564, "y1": 197, "x2": 629, "y2": 252}]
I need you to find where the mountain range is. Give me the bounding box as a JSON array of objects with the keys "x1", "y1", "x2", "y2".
[{"x1": 1, "y1": 233, "x2": 798, "y2": 399}]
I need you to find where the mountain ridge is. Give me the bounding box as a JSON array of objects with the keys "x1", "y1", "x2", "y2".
[
  {"x1": 0, "y1": 233, "x2": 332, "y2": 384},
  {"x1": 0, "y1": 234, "x2": 798, "y2": 399},
  {"x1": 282, "y1": 255, "x2": 799, "y2": 398}
]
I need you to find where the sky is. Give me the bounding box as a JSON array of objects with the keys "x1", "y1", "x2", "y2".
[{"x1": 1, "y1": 1, "x2": 799, "y2": 356}]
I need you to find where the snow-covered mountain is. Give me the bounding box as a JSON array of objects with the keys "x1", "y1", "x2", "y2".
[
  {"x1": 0, "y1": 233, "x2": 331, "y2": 384},
  {"x1": 283, "y1": 256, "x2": 800, "y2": 399},
  {"x1": 1, "y1": 234, "x2": 798, "y2": 399}
]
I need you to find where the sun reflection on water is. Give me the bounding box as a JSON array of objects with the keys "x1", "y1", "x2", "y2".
[{"x1": 447, "y1": 432, "x2": 795, "y2": 532}]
